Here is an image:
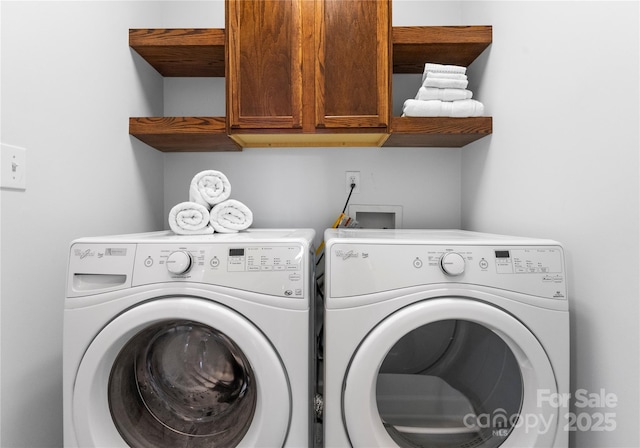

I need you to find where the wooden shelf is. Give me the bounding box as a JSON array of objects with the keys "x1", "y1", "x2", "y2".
[
  {"x1": 128, "y1": 25, "x2": 492, "y2": 151},
  {"x1": 128, "y1": 26, "x2": 491, "y2": 78},
  {"x1": 129, "y1": 117, "x2": 240, "y2": 152},
  {"x1": 384, "y1": 116, "x2": 492, "y2": 147},
  {"x1": 129, "y1": 28, "x2": 225, "y2": 77},
  {"x1": 392, "y1": 26, "x2": 492, "y2": 73},
  {"x1": 388, "y1": 25, "x2": 492, "y2": 148}
]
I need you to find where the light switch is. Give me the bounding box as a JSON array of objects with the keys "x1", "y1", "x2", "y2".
[{"x1": 1, "y1": 143, "x2": 27, "y2": 190}]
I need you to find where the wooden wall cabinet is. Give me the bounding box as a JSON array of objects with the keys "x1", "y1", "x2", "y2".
[
  {"x1": 314, "y1": 0, "x2": 390, "y2": 131},
  {"x1": 226, "y1": 0, "x2": 391, "y2": 147}
]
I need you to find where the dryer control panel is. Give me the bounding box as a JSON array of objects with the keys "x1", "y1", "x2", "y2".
[{"x1": 328, "y1": 243, "x2": 566, "y2": 301}]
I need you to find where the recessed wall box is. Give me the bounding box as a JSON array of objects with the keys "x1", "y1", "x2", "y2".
[{"x1": 348, "y1": 205, "x2": 403, "y2": 229}]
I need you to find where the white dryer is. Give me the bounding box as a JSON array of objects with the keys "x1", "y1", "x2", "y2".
[
  {"x1": 323, "y1": 229, "x2": 569, "y2": 448},
  {"x1": 63, "y1": 229, "x2": 315, "y2": 448}
]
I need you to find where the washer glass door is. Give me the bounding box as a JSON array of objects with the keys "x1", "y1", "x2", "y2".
[
  {"x1": 109, "y1": 319, "x2": 256, "y2": 447},
  {"x1": 73, "y1": 297, "x2": 290, "y2": 448},
  {"x1": 343, "y1": 298, "x2": 559, "y2": 448}
]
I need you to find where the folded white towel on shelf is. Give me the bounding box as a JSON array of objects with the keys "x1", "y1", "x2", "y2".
[
  {"x1": 422, "y1": 77, "x2": 469, "y2": 90},
  {"x1": 416, "y1": 87, "x2": 473, "y2": 101},
  {"x1": 423, "y1": 63, "x2": 467, "y2": 75},
  {"x1": 422, "y1": 63, "x2": 467, "y2": 83},
  {"x1": 168, "y1": 201, "x2": 214, "y2": 235},
  {"x1": 425, "y1": 72, "x2": 468, "y2": 80},
  {"x1": 402, "y1": 99, "x2": 485, "y2": 117},
  {"x1": 189, "y1": 170, "x2": 231, "y2": 208},
  {"x1": 209, "y1": 199, "x2": 254, "y2": 233}
]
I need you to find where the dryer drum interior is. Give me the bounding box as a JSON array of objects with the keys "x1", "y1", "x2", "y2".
[
  {"x1": 376, "y1": 319, "x2": 524, "y2": 448},
  {"x1": 108, "y1": 320, "x2": 257, "y2": 448}
]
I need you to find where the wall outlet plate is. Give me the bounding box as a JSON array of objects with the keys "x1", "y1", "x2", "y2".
[{"x1": 345, "y1": 171, "x2": 361, "y2": 193}]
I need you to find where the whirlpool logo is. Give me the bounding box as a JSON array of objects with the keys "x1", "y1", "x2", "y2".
[
  {"x1": 335, "y1": 249, "x2": 359, "y2": 261},
  {"x1": 74, "y1": 248, "x2": 95, "y2": 259}
]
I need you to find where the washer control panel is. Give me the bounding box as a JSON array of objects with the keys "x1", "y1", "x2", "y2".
[
  {"x1": 132, "y1": 243, "x2": 306, "y2": 298},
  {"x1": 329, "y1": 243, "x2": 566, "y2": 300},
  {"x1": 67, "y1": 242, "x2": 308, "y2": 298}
]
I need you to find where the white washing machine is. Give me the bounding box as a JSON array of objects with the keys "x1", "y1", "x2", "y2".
[
  {"x1": 323, "y1": 229, "x2": 569, "y2": 448},
  {"x1": 63, "y1": 229, "x2": 315, "y2": 448}
]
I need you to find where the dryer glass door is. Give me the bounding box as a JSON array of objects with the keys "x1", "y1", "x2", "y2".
[
  {"x1": 377, "y1": 319, "x2": 522, "y2": 448},
  {"x1": 343, "y1": 298, "x2": 559, "y2": 448}
]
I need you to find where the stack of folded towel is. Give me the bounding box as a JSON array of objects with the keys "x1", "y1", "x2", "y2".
[
  {"x1": 168, "y1": 170, "x2": 254, "y2": 235},
  {"x1": 402, "y1": 63, "x2": 485, "y2": 117}
]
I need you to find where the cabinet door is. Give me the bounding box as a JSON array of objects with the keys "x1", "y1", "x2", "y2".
[
  {"x1": 315, "y1": 0, "x2": 390, "y2": 130},
  {"x1": 226, "y1": 0, "x2": 303, "y2": 129}
]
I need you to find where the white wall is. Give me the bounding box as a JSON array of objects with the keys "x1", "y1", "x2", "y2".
[
  {"x1": 461, "y1": 2, "x2": 639, "y2": 447},
  {"x1": 1, "y1": 1, "x2": 638, "y2": 447},
  {"x1": 0, "y1": 2, "x2": 167, "y2": 446},
  {"x1": 0, "y1": 3, "x2": 3, "y2": 442}
]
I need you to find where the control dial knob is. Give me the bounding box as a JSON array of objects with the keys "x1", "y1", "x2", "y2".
[
  {"x1": 166, "y1": 250, "x2": 193, "y2": 275},
  {"x1": 440, "y1": 252, "x2": 465, "y2": 276}
]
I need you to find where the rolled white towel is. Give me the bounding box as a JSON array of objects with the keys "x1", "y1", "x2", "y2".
[
  {"x1": 402, "y1": 99, "x2": 485, "y2": 118},
  {"x1": 416, "y1": 87, "x2": 473, "y2": 102},
  {"x1": 189, "y1": 170, "x2": 231, "y2": 208},
  {"x1": 422, "y1": 77, "x2": 469, "y2": 90},
  {"x1": 168, "y1": 201, "x2": 214, "y2": 235},
  {"x1": 210, "y1": 199, "x2": 254, "y2": 233}
]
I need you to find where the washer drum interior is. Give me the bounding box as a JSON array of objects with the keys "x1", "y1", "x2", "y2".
[{"x1": 108, "y1": 320, "x2": 257, "y2": 448}]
